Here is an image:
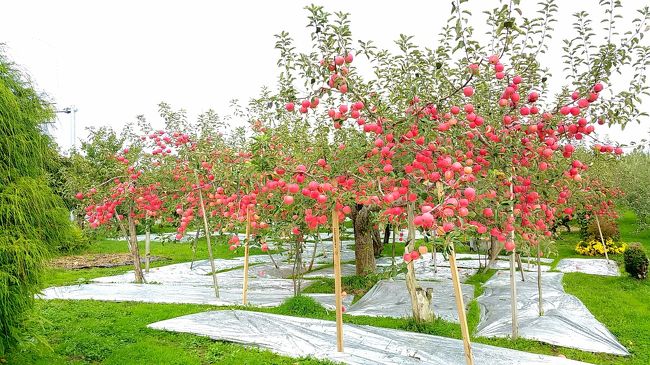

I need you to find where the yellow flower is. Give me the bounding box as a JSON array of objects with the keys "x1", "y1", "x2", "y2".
[{"x1": 575, "y1": 239, "x2": 626, "y2": 256}]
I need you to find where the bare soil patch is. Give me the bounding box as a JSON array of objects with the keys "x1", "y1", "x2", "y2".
[{"x1": 50, "y1": 253, "x2": 170, "y2": 269}]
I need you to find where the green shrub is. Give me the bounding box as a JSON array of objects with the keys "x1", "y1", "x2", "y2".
[
  {"x1": 577, "y1": 212, "x2": 591, "y2": 240},
  {"x1": 623, "y1": 243, "x2": 649, "y2": 279},
  {"x1": 0, "y1": 51, "x2": 80, "y2": 355},
  {"x1": 55, "y1": 225, "x2": 89, "y2": 253},
  {"x1": 586, "y1": 217, "x2": 620, "y2": 241}
]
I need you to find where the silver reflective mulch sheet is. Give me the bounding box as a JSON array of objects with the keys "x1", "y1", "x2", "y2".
[
  {"x1": 148, "y1": 310, "x2": 591, "y2": 365},
  {"x1": 346, "y1": 279, "x2": 473, "y2": 323},
  {"x1": 42, "y1": 282, "x2": 287, "y2": 306},
  {"x1": 380, "y1": 253, "x2": 550, "y2": 282},
  {"x1": 454, "y1": 254, "x2": 555, "y2": 264},
  {"x1": 475, "y1": 271, "x2": 629, "y2": 355},
  {"x1": 91, "y1": 258, "x2": 291, "y2": 285},
  {"x1": 555, "y1": 258, "x2": 620, "y2": 276},
  {"x1": 374, "y1": 256, "x2": 406, "y2": 267},
  {"x1": 41, "y1": 255, "x2": 351, "y2": 309},
  {"x1": 40, "y1": 282, "x2": 351, "y2": 310},
  {"x1": 394, "y1": 264, "x2": 478, "y2": 282},
  {"x1": 439, "y1": 259, "x2": 551, "y2": 272}
]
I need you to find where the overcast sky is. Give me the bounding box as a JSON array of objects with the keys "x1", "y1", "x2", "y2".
[{"x1": 2, "y1": 0, "x2": 649, "y2": 152}]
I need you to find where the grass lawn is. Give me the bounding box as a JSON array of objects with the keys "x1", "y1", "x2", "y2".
[
  {"x1": 6, "y1": 300, "x2": 334, "y2": 365},
  {"x1": 559, "y1": 210, "x2": 650, "y2": 364},
  {"x1": 4, "y1": 211, "x2": 649, "y2": 364}
]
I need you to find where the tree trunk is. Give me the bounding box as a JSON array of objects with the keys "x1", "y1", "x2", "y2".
[
  {"x1": 196, "y1": 175, "x2": 219, "y2": 298},
  {"x1": 292, "y1": 236, "x2": 304, "y2": 296},
  {"x1": 267, "y1": 242, "x2": 280, "y2": 270},
  {"x1": 405, "y1": 202, "x2": 434, "y2": 322},
  {"x1": 190, "y1": 228, "x2": 201, "y2": 270},
  {"x1": 432, "y1": 231, "x2": 438, "y2": 273},
  {"x1": 516, "y1": 253, "x2": 525, "y2": 282},
  {"x1": 351, "y1": 204, "x2": 376, "y2": 275},
  {"x1": 372, "y1": 226, "x2": 383, "y2": 258},
  {"x1": 383, "y1": 224, "x2": 391, "y2": 247},
  {"x1": 483, "y1": 235, "x2": 501, "y2": 273},
  {"x1": 308, "y1": 230, "x2": 320, "y2": 271},
  {"x1": 127, "y1": 211, "x2": 145, "y2": 284}
]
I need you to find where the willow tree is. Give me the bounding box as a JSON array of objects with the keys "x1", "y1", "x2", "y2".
[{"x1": 0, "y1": 49, "x2": 81, "y2": 354}]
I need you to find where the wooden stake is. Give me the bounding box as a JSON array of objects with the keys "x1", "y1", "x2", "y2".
[
  {"x1": 145, "y1": 224, "x2": 151, "y2": 273},
  {"x1": 449, "y1": 244, "x2": 474, "y2": 365},
  {"x1": 537, "y1": 243, "x2": 544, "y2": 316},
  {"x1": 510, "y1": 250, "x2": 519, "y2": 340},
  {"x1": 434, "y1": 182, "x2": 442, "y2": 274},
  {"x1": 196, "y1": 175, "x2": 219, "y2": 298},
  {"x1": 242, "y1": 209, "x2": 251, "y2": 305},
  {"x1": 509, "y1": 178, "x2": 519, "y2": 340},
  {"x1": 595, "y1": 214, "x2": 610, "y2": 262},
  {"x1": 331, "y1": 209, "x2": 344, "y2": 352},
  {"x1": 391, "y1": 226, "x2": 396, "y2": 267}
]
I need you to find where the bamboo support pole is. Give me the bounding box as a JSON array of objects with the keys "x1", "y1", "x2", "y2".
[
  {"x1": 242, "y1": 209, "x2": 251, "y2": 305},
  {"x1": 510, "y1": 250, "x2": 519, "y2": 339},
  {"x1": 595, "y1": 214, "x2": 610, "y2": 262},
  {"x1": 449, "y1": 244, "x2": 475, "y2": 365},
  {"x1": 145, "y1": 225, "x2": 151, "y2": 273},
  {"x1": 331, "y1": 209, "x2": 344, "y2": 352},
  {"x1": 537, "y1": 243, "x2": 544, "y2": 316},
  {"x1": 509, "y1": 178, "x2": 519, "y2": 340},
  {"x1": 392, "y1": 226, "x2": 396, "y2": 267}
]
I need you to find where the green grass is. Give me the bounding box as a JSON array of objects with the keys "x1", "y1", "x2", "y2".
[
  {"x1": 381, "y1": 241, "x2": 406, "y2": 256},
  {"x1": 5, "y1": 300, "x2": 333, "y2": 365},
  {"x1": 5, "y1": 211, "x2": 649, "y2": 364},
  {"x1": 563, "y1": 274, "x2": 650, "y2": 364},
  {"x1": 3, "y1": 292, "x2": 612, "y2": 365},
  {"x1": 559, "y1": 210, "x2": 650, "y2": 365},
  {"x1": 301, "y1": 275, "x2": 379, "y2": 302},
  {"x1": 618, "y1": 210, "x2": 650, "y2": 251}
]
